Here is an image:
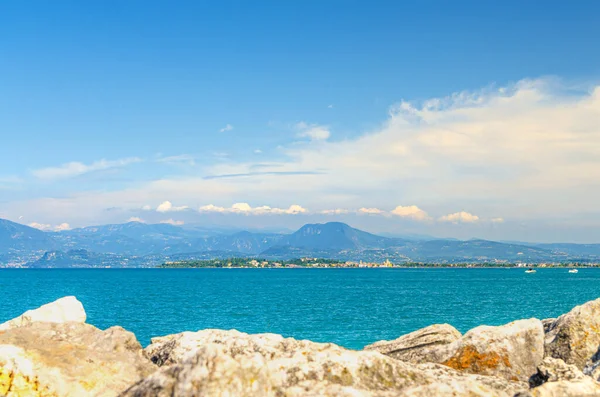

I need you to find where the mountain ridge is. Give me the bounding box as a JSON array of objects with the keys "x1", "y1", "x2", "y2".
[{"x1": 0, "y1": 218, "x2": 599, "y2": 267}]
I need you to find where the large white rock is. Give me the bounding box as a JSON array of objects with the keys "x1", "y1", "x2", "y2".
[
  {"x1": 440, "y1": 319, "x2": 545, "y2": 382},
  {"x1": 364, "y1": 324, "x2": 461, "y2": 363},
  {"x1": 526, "y1": 377, "x2": 600, "y2": 397},
  {"x1": 529, "y1": 357, "x2": 586, "y2": 388},
  {"x1": 0, "y1": 296, "x2": 86, "y2": 330},
  {"x1": 544, "y1": 298, "x2": 600, "y2": 370},
  {"x1": 129, "y1": 329, "x2": 527, "y2": 397},
  {"x1": 366, "y1": 319, "x2": 544, "y2": 383},
  {"x1": 0, "y1": 322, "x2": 156, "y2": 396}
]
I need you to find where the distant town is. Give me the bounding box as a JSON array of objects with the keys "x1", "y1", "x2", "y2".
[{"x1": 160, "y1": 258, "x2": 599, "y2": 269}]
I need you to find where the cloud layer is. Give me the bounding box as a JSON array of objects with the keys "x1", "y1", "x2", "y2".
[
  {"x1": 33, "y1": 158, "x2": 141, "y2": 180},
  {"x1": 199, "y1": 203, "x2": 308, "y2": 215},
  {"x1": 7, "y1": 78, "x2": 600, "y2": 241}
]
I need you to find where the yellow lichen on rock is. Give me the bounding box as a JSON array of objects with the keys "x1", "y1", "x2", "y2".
[
  {"x1": 0, "y1": 366, "x2": 57, "y2": 397},
  {"x1": 443, "y1": 345, "x2": 511, "y2": 372}
]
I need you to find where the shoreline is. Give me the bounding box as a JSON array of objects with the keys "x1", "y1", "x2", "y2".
[
  {"x1": 0, "y1": 266, "x2": 596, "y2": 270},
  {"x1": 0, "y1": 265, "x2": 595, "y2": 270}
]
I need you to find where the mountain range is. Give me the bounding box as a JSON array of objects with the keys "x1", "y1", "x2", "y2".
[{"x1": 1, "y1": 218, "x2": 599, "y2": 267}]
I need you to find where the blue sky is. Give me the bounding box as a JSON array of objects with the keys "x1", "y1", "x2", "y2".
[{"x1": 1, "y1": 1, "x2": 600, "y2": 242}]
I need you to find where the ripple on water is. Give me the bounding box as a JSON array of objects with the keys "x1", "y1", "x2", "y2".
[{"x1": 0, "y1": 268, "x2": 599, "y2": 348}]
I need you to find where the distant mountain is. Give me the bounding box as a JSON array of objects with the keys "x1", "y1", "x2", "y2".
[
  {"x1": 208, "y1": 231, "x2": 284, "y2": 254},
  {"x1": 0, "y1": 219, "x2": 57, "y2": 264},
  {"x1": 55, "y1": 221, "x2": 204, "y2": 255},
  {"x1": 52, "y1": 222, "x2": 283, "y2": 256},
  {"x1": 269, "y1": 222, "x2": 401, "y2": 251},
  {"x1": 0, "y1": 219, "x2": 55, "y2": 251},
  {"x1": 2, "y1": 218, "x2": 600, "y2": 267},
  {"x1": 411, "y1": 239, "x2": 559, "y2": 262},
  {"x1": 27, "y1": 249, "x2": 151, "y2": 268},
  {"x1": 532, "y1": 243, "x2": 600, "y2": 259}
]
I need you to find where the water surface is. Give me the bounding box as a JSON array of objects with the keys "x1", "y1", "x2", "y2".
[{"x1": 1, "y1": 268, "x2": 598, "y2": 348}]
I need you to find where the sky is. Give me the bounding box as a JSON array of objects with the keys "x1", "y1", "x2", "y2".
[{"x1": 1, "y1": 1, "x2": 600, "y2": 242}]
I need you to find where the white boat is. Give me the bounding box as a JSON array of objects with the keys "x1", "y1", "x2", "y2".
[
  {"x1": 568, "y1": 269, "x2": 578, "y2": 273},
  {"x1": 525, "y1": 268, "x2": 536, "y2": 273}
]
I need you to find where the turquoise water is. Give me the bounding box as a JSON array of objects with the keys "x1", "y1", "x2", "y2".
[{"x1": 1, "y1": 268, "x2": 599, "y2": 349}]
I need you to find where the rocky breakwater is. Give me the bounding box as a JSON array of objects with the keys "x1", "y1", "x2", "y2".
[
  {"x1": 366, "y1": 298, "x2": 600, "y2": 396},
  {"x1": 0, "y1": 297, "x2": 156, "y2": 396},
  {"x1": 0, "y1": 297, "x2": 599, "y2": 396}
]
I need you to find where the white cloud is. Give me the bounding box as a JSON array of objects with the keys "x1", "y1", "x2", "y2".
[
  {"x1": 271, "y1": 204, "x2": 308, "y2": 214},
  {"x1": 199, "y1": 204, "x2": 227, "y2": 213},
  {"x1": 54, "y1": 223, "x2": 71, "y2": 231},
  {"x1": 358, "y1": 207, "x2": 384, "y2": 215},
  {"x1": 219, "y1": 124, "x2": 234, "y2": 133},
  {"x1": 32, "y1": 157, "x2": 141, "y2": 180},
  {"x1": 391, "y1": 205, "x2": 430, "y2": 221},
  {"x1": 156, "y1": 201, "x2": 188, "y2": 213},
  {"x1": 160, "y1": 219, "x2": 184, "y2": 225},
  {"x1": 28, "y1": 222, "x2": 71, "y2": 231},
  {"x1": 320, "y1": 208, "x2": 350, "y2": 215},
  {"x1": 231, "y1": 203, "x2": 253, "y2": 213},
  {"x1": 141, "y1": 205, "x2": 152, "y2": 211},
  {"x1": 491, "y1": 217, "x2": 505, "y2": 224},
  {"x1": 199, "y1": 203, "x2": 307, "y2": 215},
  {"x1": 127, "y1": 217, "x2": 145, "y2": 223},
  {"x1": 327, "y1": 104, "x2": 334, "y2": 109},
  {"x1": 439, "y1": 211, "x2": 480, "y2": 223},
  {"x1": 296, "y1": 122, "x2": 330, "y2": 141},
  {"x1": 28, "y1": 222, "x2": 52, "y2": 230},
  {"x1": 254, "y1": 149, "x2": 263, "y2": 154}
]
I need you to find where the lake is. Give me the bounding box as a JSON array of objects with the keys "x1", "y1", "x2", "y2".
[{"x1": 1, "y1": 268, "x2": 598, "y2": 348}]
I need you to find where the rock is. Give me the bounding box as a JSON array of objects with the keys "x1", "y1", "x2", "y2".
[
  {"x1": 440, "y1": 319, "x2": 545, "y2": 382},
  {"x1": 415, "y1": 363, "x2": 528, "y2": 396},
  {"x1": 541, "y1": 319, "x2": 555, "y2": 334},
  {"x1": 0, "y1": 296, "x2": 86, "y2": 331},
  {"x1": 529, "y1": 357, "x2": 585, "y2": 388},
  {"x1": 144, "y1": 329, "x2": 295, "y2": 366},
  {"x1": 584, "y1": 359, "x2": 600, "y2": 381},
  {"x1": 363, "y1": 324, "x2": 461, "y2": 364},
  {"x1": 124, "y1": 344, "x2": 274, "y2": 397},
  {"x1": 365, "y1": 319, "x2": 544, "y2": 382},
  {"x1": 526, "y1": 377, "x2": 600, "y2": 397},
  {"x1": 128, "y1": 329, "x2": 525, "y2": 397},
  {"x1": 544, "y1": 298, "x2": 600, "y2": 370},
  {"x1": 0, "y1": 322, "x2": 156, "y2": 396}
]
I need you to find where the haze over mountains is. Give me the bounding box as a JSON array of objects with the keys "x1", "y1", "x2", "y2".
[{"x1": 1, "y1": 218, "x2": 599, "y2": 267}]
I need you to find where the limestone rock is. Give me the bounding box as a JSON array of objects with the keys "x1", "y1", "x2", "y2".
[
  {"x1": 527, "y1": 377, "x2": 600, "y2": 397},
  {"x1": 0, "y1": 296, "x2": 86, "y2": 331},
  {"x1": 363, "y1": 324, "x2": 461, "y2": 364},
  {"x1": 440, "y1": 319, "x2": 544, "y2": 382},
  {"x1": 584, "y1": 359, "x2": 600, "y2": 382},
  {"x1": 0, "y1": 322, "x2": 156, "y2": 396},
  {"x1": 541, "y1": 318, "x2": 555, "y2": 334},
  {"x1": 144, "y1": 329, "x2": 295, "y2": 366},
  {"x1": 529, "y1": 357, "x2": 585, "y2": 388},
  {"x1": 544, "y1": 297, "x2": 600, "y2": 370},
  {"x1": 415, "y1": 363, "x2": 528, "y2": 396},
  {"x1": 125, "y1": 344, "x2": 272, "y2": 397},
  {"x1": 128, "y1": 329, "x2": 525, "y2": 397}
]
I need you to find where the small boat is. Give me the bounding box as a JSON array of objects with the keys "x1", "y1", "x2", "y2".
[
  {"x1": 568, "y1": 269, "x2": 578, "y2": 273},
  {"x1": 525, "y1": 268, "x2": 536, "y2": 273}
]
